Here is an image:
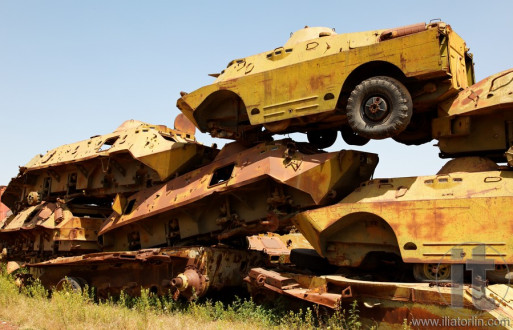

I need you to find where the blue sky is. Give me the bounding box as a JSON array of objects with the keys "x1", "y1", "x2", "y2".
[{"x1": 0, "y1": 1, "x2": 512, "y2": 185}]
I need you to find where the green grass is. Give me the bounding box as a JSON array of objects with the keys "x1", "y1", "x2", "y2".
[{"x1": 0, "y1": 264, "x2": 363, "y2": 329}]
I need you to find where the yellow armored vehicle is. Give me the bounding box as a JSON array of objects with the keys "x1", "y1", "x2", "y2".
[
  {"x1": 178, "y1": 21, "x2": 474, "y2": 148},
  {"x1": 241, "y1": 69, "x2": 513, "y2": 327},
  {"x1": 0, "y1": 117, "x2": 217, "y2": 262},
  {"x1": 291, "y1": 156, "x2": 512, "y2": 282},
  {"x1": 435, "y1": 68, "x2": 513, "y2": 161}
]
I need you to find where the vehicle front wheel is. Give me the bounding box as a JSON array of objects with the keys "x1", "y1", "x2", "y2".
[
  {"x1": 307, "y1": 129, "x2": 337, "y2": 149},
  {"x1": 340, "y1": 126, "x2": 370, "y2": 146},
  {"x1": 346, "y1": 76, "x2": 412, "y2": 140}
]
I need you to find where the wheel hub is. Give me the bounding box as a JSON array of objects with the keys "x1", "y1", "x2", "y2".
[
  {"x1": 363, "y1": 96, "x2": 389, "y2": 122},
  {"x1": 425, "y1": 263, "x2": 450, "y2": 280}
]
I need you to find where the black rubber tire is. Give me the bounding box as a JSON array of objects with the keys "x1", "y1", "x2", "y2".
[
  {"x1": 412, "y1": 264, "x2": 451, "y2": 283},
  {"x1": 392, "y1": 112, "x2": 433, "y2": 146},
  {"x1": 306, "y1": 129, "x2": 337, "y2": 149},
  {"x1": 340, "y1": 126, "x2": 370, "y2": 146},
  {"x1": 346, "y1": 76, "x2": 412, "y2": 139},
  {"x1": 486, "y1": 264, "x2": 510, "y2": 284}
]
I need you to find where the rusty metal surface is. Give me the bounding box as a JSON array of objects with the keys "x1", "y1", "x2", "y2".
[
  {"x1": 379, "y1": 22, "x2": 426, "y2": 41},
  {"x1": 0, "y1": 201, "x2": 104, "y2": 262},
  {"x1": 245, "y1": 267, "x2": 513, "y2": 328},
  {"x1": 98, "y1": 140, "x2": 378, "y2": 251},
  {"x1": 177, "y1": 21, "x2": 472, "y2": 145},
  {"x1": 439, "y1": 69, "x2": 513, "y2": 118},
  {"x1": 247, "y1": 232, "x2": 313, "y2": 263},
  {"x1": 30, "y1": 246, "x2": 266, "y2": 300},
  {"x1": 2, "y1": 120, "x2": 217, "y2": 213},
  {"x1": 292, "y1": 157, "x2": 513, "y2": 270},
  {"x1": 0, "y1": 119, "x2": 218, "y2": 263},
  {"x1": 434, "y1": 69, "x2": 513, "y2": 160},
  {"x1": 245, "y1": 268, "x2": 351, "y2": 308},
  {"x1": 173, "y1": 113, "x2": 197, "y2": 137},
  {"x1": 4, "y1": 24, "x2": 513, "y2": 326},
  {"x1": 247, "y1": 235, "x2": 290, "y2": 257}
]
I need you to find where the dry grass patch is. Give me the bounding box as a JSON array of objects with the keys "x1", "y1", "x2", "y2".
[{"x1": 0, "y1": 266, "x2": 360, "y2": 329}]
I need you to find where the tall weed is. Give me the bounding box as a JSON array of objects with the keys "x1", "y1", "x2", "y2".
[{"x1": 0, "y1": 268, "x2": 362, "y2": 329}]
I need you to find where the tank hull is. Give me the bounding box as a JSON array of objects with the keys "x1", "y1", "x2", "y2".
[
  {"x1": 99, "y1": 140, "x2": 378, "y2": 250},
  {"x1": 0, "y1": 120, "x2": 217, "y2": 262}
]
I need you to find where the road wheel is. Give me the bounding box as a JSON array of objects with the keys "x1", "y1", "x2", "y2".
[
  {"x1": 346, "y1": 76, "x2": 412, "y2": 139},
  {"x1": 307, "y1": 129, "x2": 337, "y2": 149},
  {"x1": 340, "y1": 126, "x2": 370, "y2": 146},
  {"x1": 55, "y1": 276, "x2": 88, "y2": 293},
  {"x1": 413, "y1": 263, "x2": 451, "y2": 282}
]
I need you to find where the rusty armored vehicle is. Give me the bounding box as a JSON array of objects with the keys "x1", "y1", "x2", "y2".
[
  {"x1": 290, "y1": 156, "x2": 513, "y2": 282},
  {"x1": 4, "y1": 19, "x2": 513, "y2": 329},
  {"x1": 29, "y1": 140, "x2": 378, "y2": 299},
  {"x1": 241, "y1": 68, "x2": 513, "y2": 326},
  {"x1": 99, "y1": 140, "x2": 378, "y2": 250},
  {"x1": 177, "y1": 21, "x2": 474, "y2": 148},
  {"x1": 244, "y1": 156, "x2": 513, "y2": 327},
  {"x1": 0, "y1": 116, "x2": 217, "y2": 263},
  {"x1": 434, "y1": 68, "x2": 513, "y2": 161}
]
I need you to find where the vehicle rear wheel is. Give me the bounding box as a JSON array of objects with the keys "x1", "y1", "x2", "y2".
[
  {"x1": 346, "y1": 76, "x2": 412, "y2": 139},
  {"x1": 307, "y1": 129, "x2": 337, "y2": 149},
  {"x1": 340, "y1": 126, "x2": 370, "y2": 146},
  {"x1": 413, "y1": 263, "x2": 451, "y2": 282}
]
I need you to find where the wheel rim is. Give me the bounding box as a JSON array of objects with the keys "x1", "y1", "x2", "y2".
[
  {"x1": 423, "y1": 263, "x2": 451, "y2": 281},
  {"x1": 55, "y1": 277, "x2": 85, "y2": 292},
  {"x1": 362, "y1": 96, "x2": 389, "y2": 123}
]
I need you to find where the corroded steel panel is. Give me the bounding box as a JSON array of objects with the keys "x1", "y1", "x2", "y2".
[
  {"x1": 435, "y1": 69, "x2": 513, "y2": 159},
  {"x1": 439, "y1": 69, "x2": 513, "y2": 118},
  {"x1": 98, "y1": 140, "x2": 378, "y2": 250},
  {"x1": 0, "y1": 119, "x2": 217, "y2": 262},
  {"x1": 2, "y1": 120, "x2": 217, "y2": 212},
  {"x1": 177, "y1": 22, "x2": 472, "y2": 143},
  {"x1": 245, "y1": 268, "x2": 513, "y2": 328},
  {"x1": 0, "y1": 201, "x2": 104, "y2": 261},
  {"x1": 31, "y1": 247, "x2": 266, "y2": 300},
  {"x1": 247, "y1": 232, "x2": 313, "y2": 263},
  {"x1": 293, "y1": 158, "x2": 513, "y2": 268}
]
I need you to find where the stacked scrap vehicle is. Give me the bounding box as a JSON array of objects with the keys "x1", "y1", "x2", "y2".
[
  {"x1": 0, "y1": 117, "x2": 218, "y2": 265},
  {"x1": 245, "y1": 67, "x2": 513, "y2": 326},
  {"x1": 177, "y1": 21, "x2": 474, "y2": 147},
  {"x1": 2, "y1": 21, "x2": 513, "y2": 327}
]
